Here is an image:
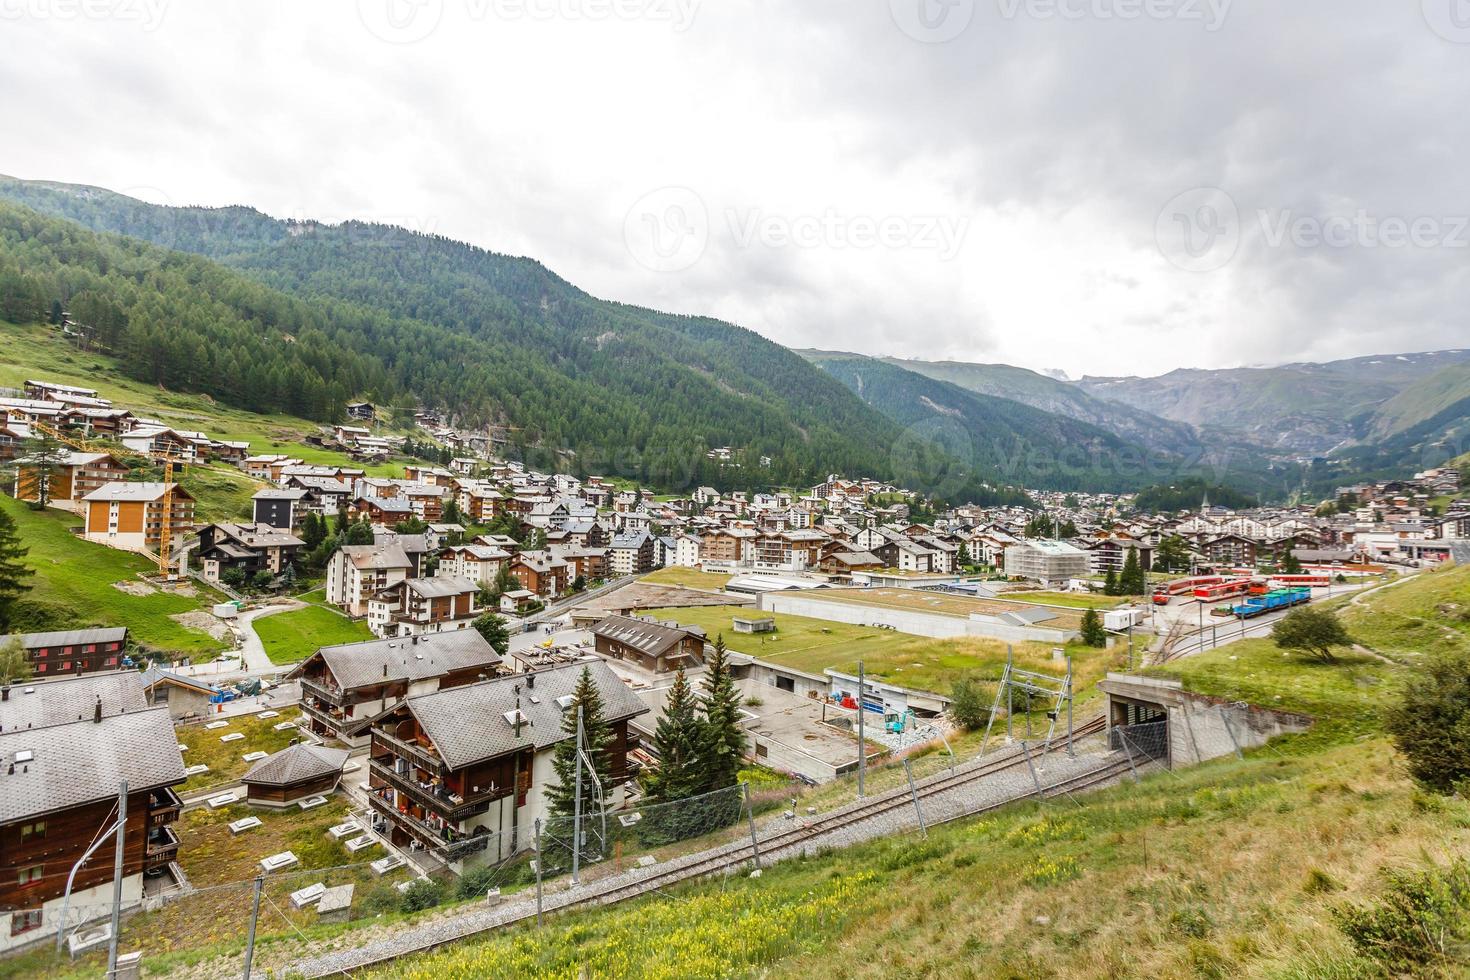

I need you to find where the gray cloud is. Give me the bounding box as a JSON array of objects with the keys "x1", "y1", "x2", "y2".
[{"x1": 0, "y1": 0, "x2": 1465, "y2": 378}]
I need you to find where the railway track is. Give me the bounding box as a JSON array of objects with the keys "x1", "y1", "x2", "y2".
[{"x1": 297, "y1": 715, "x2": 1115, "y2": 977}]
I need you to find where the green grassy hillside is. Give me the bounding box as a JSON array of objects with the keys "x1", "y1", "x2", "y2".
[
  {"x1": 353, "y1": 569, "x2": 1463, "y2": 979},
  {"x1": 0, "y1": 495, "x2": 227, "y2": 658}
]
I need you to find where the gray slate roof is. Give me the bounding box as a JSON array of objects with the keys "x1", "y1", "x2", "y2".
[
  {"x1": 0, "y1": 708, "x2": 185, "y2": 821},
  {"x1": 0, "y1": 671, "x2": 149, "y2": 733},
  {"x1": 0, "y1": 626, "x2": 127, "y2": 650},
  {"x1": 242, "y1": 743, "x2": 350, "y2": 787},
  {"x1": 403, "y1": 661, "x2": 649, "y2": 770},
  {"x1": 289, "y1": 630, "x2": 502, "y2": 691}
]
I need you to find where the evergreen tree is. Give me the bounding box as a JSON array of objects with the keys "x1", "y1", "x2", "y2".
[
  {"x1": 696, "y1": 635, "x2": 747, "y2": 794},
  {"x1": 1120, "y1": 547, "x2": 1145, "y2": 596},
  {"x1": 1103, "y1": 568, "x2": 1119, "y2": 596},
  {"x1": 21, "y1": 431, "x2": 68, "y2": 508},
  {"x1": 1080, "y1": 608, "x2": 1107, "y2": 647},
  {"x1": 491, "y1": 562, "x2": 516, "y2": 600},
  {"x1": 545, "y1": 667, "x2": 613, "y2": 862},
  {"x1": 300, "y1": 512, "x2": 326, "y2": 552},
  {"x1": 645, "y1": 667, "x2": 702, "y2": 804},
  {"x1": 1280, "y1": 548, "x2": 1303, "y2": 574},
  {"x1": 0, "y1": 507, "x2": 34, "y2": 632}
]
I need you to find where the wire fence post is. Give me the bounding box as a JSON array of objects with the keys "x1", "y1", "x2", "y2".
[
  {"x1": 1217, "y1": 705, "x2": 1243, "y2": 759},
  {"x1": 533, "y1": 818, "x2": 544, "y2": 928},
  {"x1": 1020, "y1": 742, "x2": 1045, "y2": 803},
  {"x1": 742, "y1": 782, "x2": 762, "y2": 871},
  {"x1": 903, "y1": 759, "x2": 927, "y2": 836},
  {"x1": 242, "y1": 874, "x2": 263, "y2": 979},
  {"x1": 106, "y1": 779, "x2": 127, "y2": 979},
  {"x1": 571, "y1": 706, "x2": 584, "y2": 884},
  {"x1": 1116, "y1": 727, "x2": 1141, "y2": 783},
  {"x1": 857, "y1": 660, "x2": 866, "y2": 800}
]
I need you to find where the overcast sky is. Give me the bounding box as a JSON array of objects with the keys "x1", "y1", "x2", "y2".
[{"x1": 3, "y1": 0, "x2": 1467, "y2": 378}]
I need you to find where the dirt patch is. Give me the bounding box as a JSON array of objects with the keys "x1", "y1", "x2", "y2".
[
  {"x1": 114, "y1": 578, "x2": 157, "y2": 597},
  {"x1": 171, "y1": 610, "x2": 236, "y2": 642}
]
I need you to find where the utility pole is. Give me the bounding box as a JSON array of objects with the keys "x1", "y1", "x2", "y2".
[
  {"x1": 533, "y1": 819, "x2": 544, "y2": 927},
  {"x1": 856, "y1": 661, "x2": 866, "y2": 799},
  {"x1": 106, "y1": 780, "x2": 127, "y2": 979},
  {"x1": 242, "y1": 875, "x2": 263, "y2": 979},
  {"x1": 571, "y1": 707, "x2": 584, "y2": 884}
]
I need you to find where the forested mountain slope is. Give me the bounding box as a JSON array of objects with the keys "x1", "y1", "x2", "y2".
[
  {"x1": 0, "y1": 179, "x2": 1002, "y2": 497},
  {"x1": 877, "y1": 356, "x2": 1203, "y2": 456},
  {"x1": 802, "y1": 351, "x2": 1191, "y2": 493}
]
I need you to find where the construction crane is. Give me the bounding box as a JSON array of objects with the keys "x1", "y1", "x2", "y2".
[{"x1": 31, "y1": 420, "x2": 107, "y2": 454}]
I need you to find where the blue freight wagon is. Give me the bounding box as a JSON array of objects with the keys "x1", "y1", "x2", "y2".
[{"x1": 1231, "y1": 587, "x2": 1310, "y2": 619}]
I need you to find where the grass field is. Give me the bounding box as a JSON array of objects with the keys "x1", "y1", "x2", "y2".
[
  {"x1": 648, "y1": 604, "x2": 1111, "y2": 697},
  {"x1": 808, "y1": 587, "x2": 1087, "y2": 631},
  {"x1": 177, "y1": 706, "x2": 306, "y2": 793},
  {"x1": 254, "y1": 603, "x2": 373, "y2": 664},
  {"x1": 1338, "y1": 562, "x2": 1470, "y2": 661},
  {"x1": 639, "y1": 566, "x2": 732, "y2": 591},
  {"x1": 0, "y1": 495, "x2": 228, "y2": 658},
  {"x1": 1003, "y1": 589, "x2": 1125, "y2": 610}
]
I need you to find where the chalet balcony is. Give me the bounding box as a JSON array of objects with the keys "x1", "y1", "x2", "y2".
[
  {"x1": 145, "y1": 824, "x2": 180, "y2": 866},
  {"x1": 372, "y1": 729, "x2": 447, "y2": 775},
  {"x1": 299, "y1": 699, "x2": 352, "y2": 733},
  {"x1": 369, "y1": 794, "x2": 492, "y2": 863},
  {"x1": 368, "y1": 758, "x2": 500, "y2": 822},
  {"x1": 299, "y1": 677, "x2": 345, "y2": 706},
  {"x1": 148, "y1": 786, "x2": 183, "y2": 826}
]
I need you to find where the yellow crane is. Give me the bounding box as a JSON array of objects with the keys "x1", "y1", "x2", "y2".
[{"x1": 31, "y1": 419, "x2": 106, "y2": 454}]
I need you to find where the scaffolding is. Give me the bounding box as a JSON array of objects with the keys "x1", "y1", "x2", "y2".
[{"x1": 979, "y1": 646, "x2": 1075, "y2": 758}]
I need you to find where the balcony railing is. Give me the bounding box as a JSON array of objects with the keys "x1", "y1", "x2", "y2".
[
  {"x1": 372, "y1": 729, "x2": 446, "y2": 774},
  {"x1": 299, "y1": 677, "x2": 345, "y2": 706},
  {"x1": 368, "y1": 759, "x2": 500, "y2": 822},
  {"x1": 148, "y1": 786, "x2": 183, "y2": 826},
  {"x1": 145, "y1": 824, "x2": 180, "y2": 866},
  {"x1": 368, "y1": 793, "x2": 492, "y2": 859}
]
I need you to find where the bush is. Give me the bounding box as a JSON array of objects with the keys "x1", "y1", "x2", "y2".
[
  {"x1": 1384, "y1": 650, "x2": 1470, "y2": 794},
  {"x1": 1333, "y1": 859, "x2": 1470, "y2": 973},
  {"x1": 455, "y1": 866, "x2": 500, "y2": 901},
  {"x1": 400, "y1": 878, "x2": 446, "y2": 912},
  {"x1": 948, "y1": 678, "x2": 990, "y2": 730}
]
